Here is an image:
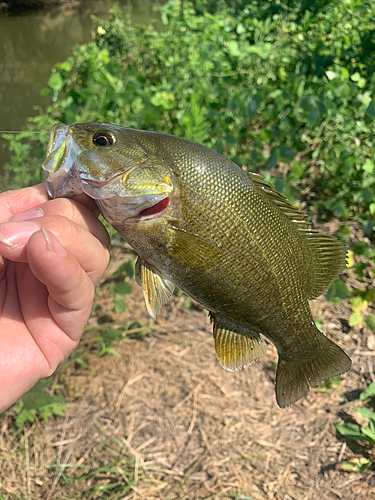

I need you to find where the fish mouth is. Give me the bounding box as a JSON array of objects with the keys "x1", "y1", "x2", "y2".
[{"x1": 45, "y1": 165, "x2": 171, "y2": 222}]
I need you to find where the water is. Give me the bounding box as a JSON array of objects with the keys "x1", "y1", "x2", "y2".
[{"x1": 0, "y1": 0, "x2": 162, "y2": 170}]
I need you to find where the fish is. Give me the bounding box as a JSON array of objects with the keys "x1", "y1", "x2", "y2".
[{"x1": 42, "y1": 122, "x2": 351, "y2": 407}]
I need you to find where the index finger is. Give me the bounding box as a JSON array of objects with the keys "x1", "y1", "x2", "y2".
[{"x1": 0, "y1": 184, "x2": 99, "y2": 223}]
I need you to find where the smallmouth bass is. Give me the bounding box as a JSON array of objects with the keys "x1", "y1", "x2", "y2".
[{"x1": 42, "y1": 122, "x2": 351, "y2": 407}]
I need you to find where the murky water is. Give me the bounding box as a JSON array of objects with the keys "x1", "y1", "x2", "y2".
[{"x1": 0, "y1": 0, "x2": 162, "y2": 169}]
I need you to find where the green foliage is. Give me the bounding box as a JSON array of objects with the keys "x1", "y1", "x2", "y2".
[
  {"x1": 13, "y1": 377, "x2": 68, "y2": 426},
  {"x1": 335, "y1": 382, "x2": 375, "y2": 470},
  {"x1": 326, "y1": 240, "x2": 375, "y2": 327},
  {"x1": 108, "y1": 258, "x2": 135, "y2": 313}
]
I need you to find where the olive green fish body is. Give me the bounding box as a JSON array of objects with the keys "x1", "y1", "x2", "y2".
[{"x1": 43, "y1": 122, "x2": 351, "y2": 407}]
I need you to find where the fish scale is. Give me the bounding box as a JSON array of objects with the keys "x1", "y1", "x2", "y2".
[{"x1": 42, "y1": 122, "x2": 351, "y2": 407}]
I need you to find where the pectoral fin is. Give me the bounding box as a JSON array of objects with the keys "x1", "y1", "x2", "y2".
[
  {"x1": 167, "y1": 225, "x2": 220, "y2": 268},
  {"x1": 211, "y1": 314, "x2": 267, "y2": 371},
  {"x1": 135, "y1": 257, "x2": 175, "y2": 319}
]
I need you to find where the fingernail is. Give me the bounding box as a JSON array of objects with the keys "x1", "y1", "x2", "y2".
[
  {"x1": 0, "y1": 221, "x2": 39, "y2": 248},
  {"x1": 11, "y1": 207, "x2": 43, "y2": 222},
  {"x1": 41, "y1": 227, "x2": 67, "y2": 257}
]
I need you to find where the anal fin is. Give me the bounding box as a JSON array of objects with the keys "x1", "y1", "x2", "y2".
[
  {"x1": 211, "y1": 314, "x2": 267, "y2": 371},
  {"x1": 135, "y1": 257, "x2": 175, "y2": 319}
]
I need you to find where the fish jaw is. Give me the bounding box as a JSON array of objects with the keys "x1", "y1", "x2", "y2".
[
  {"x1": 43, "y1": 125, "x2": 83, "y2": 199},
  {"x1": 42, "y1": 123, "x2": 175, "y2": 221}
]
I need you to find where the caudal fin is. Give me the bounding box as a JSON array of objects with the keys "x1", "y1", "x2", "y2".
[{"x1": 275, "y1": 337, "x2": 351, "y2": 408}]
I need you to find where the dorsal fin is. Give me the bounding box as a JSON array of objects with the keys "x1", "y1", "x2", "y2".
[
  {"x1": 247, "y1": 172, "x2": 309, "y2": 230},
  {"x1": 247, "y1": 172, "x2": 347, "y2": 298}
]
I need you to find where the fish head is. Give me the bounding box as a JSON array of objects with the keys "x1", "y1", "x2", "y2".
[{"x1": 42, "y1": 122, "x2": 176, "y2": 226}]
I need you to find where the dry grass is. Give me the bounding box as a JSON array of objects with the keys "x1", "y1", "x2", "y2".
[{"x1": 1, "y1": 244, "x2": 375, "y2": 500}]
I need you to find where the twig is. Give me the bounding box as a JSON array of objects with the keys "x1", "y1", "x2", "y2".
[{"x1": 337, "y1": 442, "x2": 346, "y2": 463}]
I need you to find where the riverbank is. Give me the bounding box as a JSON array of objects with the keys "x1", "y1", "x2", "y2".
[{"x1": 0, "y1": 0, "x2": 80, "y2": 14}]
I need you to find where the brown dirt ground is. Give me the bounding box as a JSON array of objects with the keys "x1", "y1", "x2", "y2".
[{"x1": 1, "y1": 235, "x2": 375, "y2": 500}]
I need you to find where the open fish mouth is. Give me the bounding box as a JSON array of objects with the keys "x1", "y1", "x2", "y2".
[{"x1": 44, "y1": 165, "x2": 171, "y2": 222}]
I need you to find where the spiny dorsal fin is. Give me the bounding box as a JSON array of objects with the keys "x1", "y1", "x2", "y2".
[
  {"x1": 247, "y1": 172, "x2": 347, "y2": 298},
  {"x1": 210, "y1": 313, "x2": 267, "y2": 371},
  {"x1": 135, "y1": 257, "x2": 175, "y2": 319},
  {"x1": 247, "y1": 172, "x2": 309, "y2": 230}
]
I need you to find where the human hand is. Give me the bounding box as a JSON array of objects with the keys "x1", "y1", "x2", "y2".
[{"x1": 0, "y1": 184, "x2": 110, "y2": 412}]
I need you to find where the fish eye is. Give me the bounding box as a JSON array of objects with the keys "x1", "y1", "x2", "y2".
[{"x1": 92, "y1": 131, "x2": 115, "y2": 147}]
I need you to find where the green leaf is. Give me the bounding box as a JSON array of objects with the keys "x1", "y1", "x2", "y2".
[
  {"x1": 335, "y1": 422, "x2": 368, "y2": 442},
  {"x1": 100, "y1": 328, "x2": 122, "y2": 344},
  {"x1": 235, "y1": 23, "x2": 246, "y2": 35},
  {"x1": 364, "y1": 288, "x2": 375, "y2": 303},
  {"x1": 326, "y1": 71, "x2": 337, "y2": 80},
  {"x1": 115, "y1": 281, "x2": 132, "y2": 295},
  {"x1": 366, "y1": 314, "x2": 375, "y2": 332},
  {"x1": 353, "y1": 241, "x2": 369, "y2": 256},
  {"x1": 366, "y1": 100, "x2": 375, "y2": 119},
  {"x1": 360, "y1": 425, "x2": 375, "y2": 444},
  {"x1": 115, "y1": 299, "x2": 127, "y2": 313},
  {"x1": 363, "y1": 220, "x2": 373, "y2": 234},
  {"x1": 111, "y1": 260, "x2": 136, "y2": 279},
  {"x1": 360, "y1": 382, "x2": 375, "y2": 400},
  {"x1": 342, "y1": 458, "x2": 372, "y2": 472},
  {"x1": 279, "y1": 146, "x2": 297, "y2": 162},
  {"x1": 326, "y1": 279, "x2": 350, "y2": 303},
  {"x1": 246, "y1": 43, "x2": 272, "y2": 59},
  {"x1": 362, "y1": 159, "x2": 374, "y2": 174},
  {"x1": 48, "y1": 72, "x2": 63, "y2": 91},
  {"x1": 361, "y1": 189, "x2": 374, "y2": 204},
  {"x1": 356, "y1": 406, "x2": 375, "y2": 422},
  {"x1": 55, "y1": 60, "x2": 73, "y2": 72},
  {"x1": 227, "y1": 40, "x2": 240, "y2": 57},
  {"x1": 349, "y1": 311, "x2": 363, "y2": 327},
  {"x1": 15, "y1": 378, "x2": 68, "y2": 426}
]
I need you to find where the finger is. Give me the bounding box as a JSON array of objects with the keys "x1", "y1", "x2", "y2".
[
  {"x1": 18, "y1": 229, "x2": 95, "y2": 368},
  {"x1": 11, "y1": 197, "x2": 110, "y2": 248},
  {"x1": 0, "y1": 184, "x2": 47, "y2": 223},
  {"x1": 0, "y1": 218, "x2": 110, "y2": 286},
  {"x1": 0, "y1": 254, "x2": 5, "y2": 281},
  {"x1": 1, "y1": 183, "x2": 99, "y2": 222}
]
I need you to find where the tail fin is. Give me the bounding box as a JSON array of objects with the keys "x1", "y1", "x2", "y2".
[{"x1": 275, "y1": 337, "x2": 351, "y2": 408}]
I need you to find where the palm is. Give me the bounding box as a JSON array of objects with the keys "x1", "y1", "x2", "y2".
[
  {"x1": 0, "y1": 259, "x2": 74, "y2": 383},
  {"x1": 0, "y1": 185, "x2": 109, "y2": 411}
]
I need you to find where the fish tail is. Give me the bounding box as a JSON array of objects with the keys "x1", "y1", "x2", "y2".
[{"x1": 275, "y1": 337, "x2": 351, "y2": 408}]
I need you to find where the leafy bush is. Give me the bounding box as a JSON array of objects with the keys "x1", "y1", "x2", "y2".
[{"x1": 3, "y1": 0, "x2": 375, "y2": 231}]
